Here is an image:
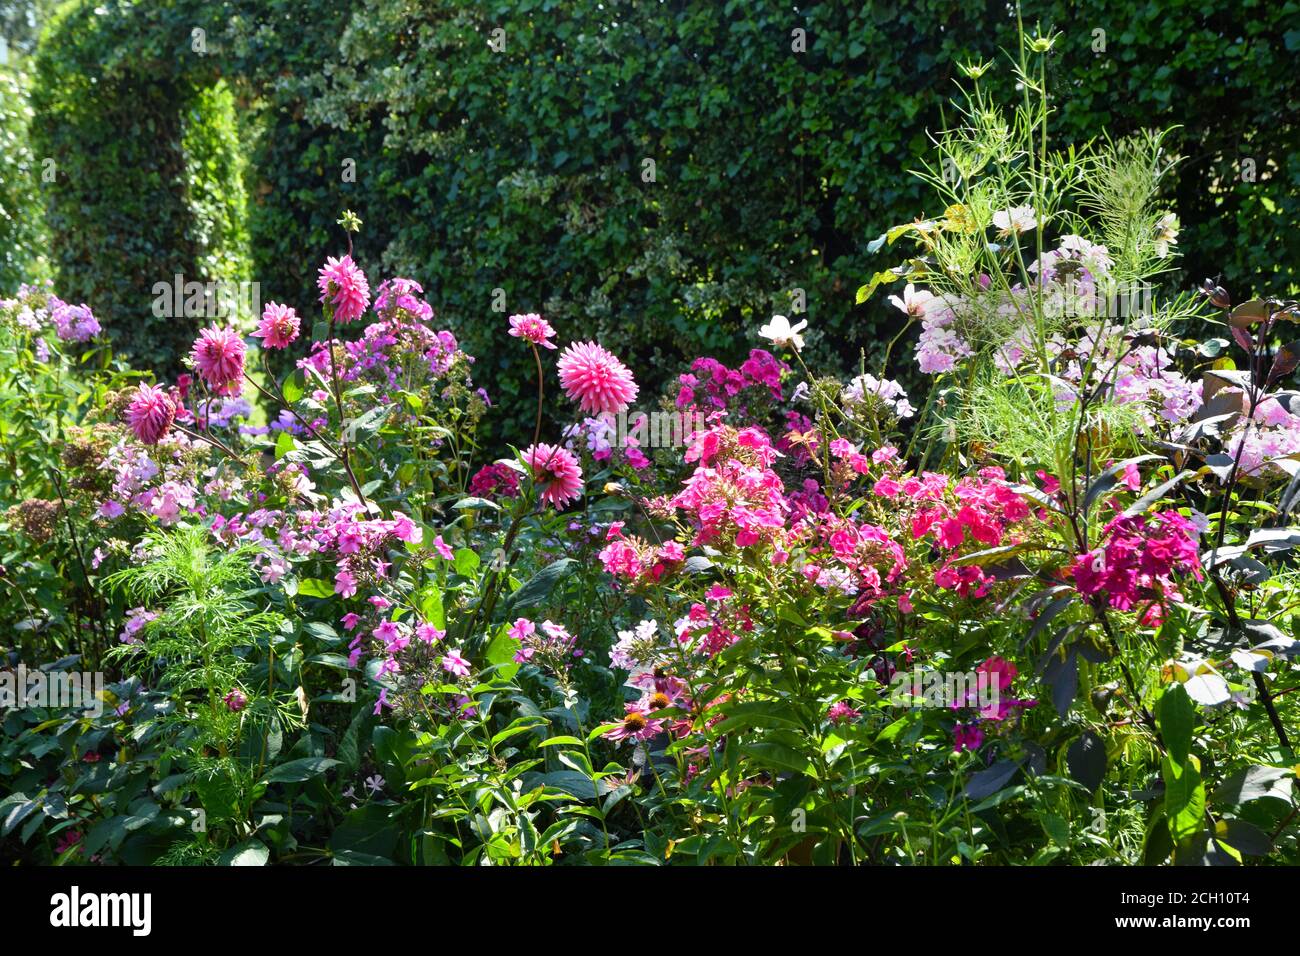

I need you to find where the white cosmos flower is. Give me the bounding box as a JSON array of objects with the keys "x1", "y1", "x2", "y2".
[
  {"x1": 993, "y1": 205, "x2": 1038, "y2": 234},
  {"x1": 887, "y1": 283, "x2": 935, "y2": 318},
  {"x1": 759, "y1": 314, "x2": 808, "y2": 350}
]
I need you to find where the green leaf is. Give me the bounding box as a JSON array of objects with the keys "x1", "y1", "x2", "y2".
[
  {"x1": 263, "y1": 757, "x2": 340, "y2": 784},
  {"x1": 1214, "y1": 819, "x2": 1271, "y2": 857},
  {"x1": 484, "y1": 624, "x2": 521, "y2": 674},
  {"x1": 505, "y1": 558, "x2": 576, "y2": 610},
  {"x1": 964, "y1": 759, "x2": 1021, "y2": 800},
  {"x1": 454, "y1": 496, "x2": 501, "y2": 512},
  {"x1": 1066, "y1": 731, "x2": 1107, "y2": 793},
  {"x1": 274, "y1": 429, "x2": 296, "y2": 460},
  {"x1": 218, "y1": 840, "x2": 270, "y2": 866},
  {"x1": 1155, "y1": 684, "x2": 1195, "y2": 765},
  {"x1": 1121, "y1": 470, "x2": 1193, "y2": 519},
  {"x1": 1082, "y1": 455, "x2": 1163, "y2": 515},
  {"x1": 855, "y1": 269, "x2": 902, "y2": 304},
  {"x1": 453, "y1": 548, "x2": 480, "y2": 577},
  {"x1": 418, "y1": 586, "x2": 446, "y2": 630},
  {"x1": 2, "y1": 799, "x2": 39, "y2": 838},
  {"x1": 738, "y1": 741, "x2": 815, "y2": 778},
  {"x1": 1163, "y1": 754, "x2": 1205, "y2": 845},
  {"x1": 710, "y1": 701, "x2": 803, "y2": 733},
  {"x1": 523, "y1": 770, "x2": 597, "y2": 800},
  {"x1": 1210, "y1": 766, "x2": 1295, "y2": 807},
  {"x1": 281, "y1": 368, "x2": 306, "y2": 403},
  {"x1": 343, "y1": 404, "x2": 393, "y2": 442},
  {"x1": 297, "y1": 578, "x2": 334, "y2": 599}
]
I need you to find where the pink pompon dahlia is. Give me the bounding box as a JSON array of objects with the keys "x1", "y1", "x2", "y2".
[
  {"x1": 190, "y1": 326, "x2": 246, "y2": 395},
  {"x1": 125, "y1": 383, "x2": 177, "y2": 445},
  {"x1": 317, "y1": 254, "x2": 371, "y2": 322},
  {"x1": 253, "y1": 302, "x2": 301, "y2": 350},
  {"x1": 556, "y1": 341, "x2": 638, "y2": 415},
  {"x1": 522, "y1": 443, "x2": 584, "y2": 508},
  {"x1": 508, "y1": 313, "x2": 557, "y2": 349}
]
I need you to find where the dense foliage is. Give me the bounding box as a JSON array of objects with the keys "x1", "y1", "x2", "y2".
[
  {"x1": 25, "y1": 0, "x2": 1300, "y2": 425},
  {"x1": 0, "y1": 63, "x2": 45, "y2": 289},
  {"x1": 29, "y1": 1, "x2": 250, "y2": 370},
  {"x1": 4, "y1": 12, "x2": 1300, "y2": 870}
]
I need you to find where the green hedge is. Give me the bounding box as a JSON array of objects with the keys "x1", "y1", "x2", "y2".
[
  {"x1": 28, "y1": 0, "x2": 1300, "y2": 420},
  {"x1": 0, "y1": 65, "x2": 46, "y2": 290},
  {"x1": 29, "y1": 0, "x2": 250, "y2": 371}
]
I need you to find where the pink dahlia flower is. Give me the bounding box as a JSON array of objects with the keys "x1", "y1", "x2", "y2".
[
  {"x1": 556, "y1": 341, "x2": 638, "y2": 415},
  {"x1": 253, "y1": 302, "x2": 301, "y2": 349},
  {"x1": 125, "y1": 383, "x2": 177, "y2": 445},
  {"x1": 508, "y1": 313, "x2": 557, "y2": 349},
  {"x1": 317, "y1": 254, "x2": 371, "y2": 322},
  {"x1": 522, "y1": 443, "x2": 584, "y2": 508},
  {"x1": 190, "y1": 327, "x2": 246, "y2": 395}
]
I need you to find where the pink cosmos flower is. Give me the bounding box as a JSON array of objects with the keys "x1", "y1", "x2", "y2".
[
  {"x1": 442, "y1": 649, "x2": 471, "y2": 677},
  {"x1": 508, "y1": 313, "x2": 557, "y2": 349},
  {"x1": 125, "y1": 383, "x2": 177, "y2": 445},
  {"x1": 556, "y1": 341, "x2": 639, "y2": 415},
  {"x1": 190, "y1": 326, "x2": 246, "y2": 395},
  {"x1": 223, "y1": 689, "x2": 248, "y2": 712},
  {"x1": 253, "y1": 302, "x2": 301, "y2": 349},
  {"x1": 317, "y1": 254, "x2": 371, "y2": 322},
  {"x1": 522, "y1": 443, "x2": 584, "y2": 508}
]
